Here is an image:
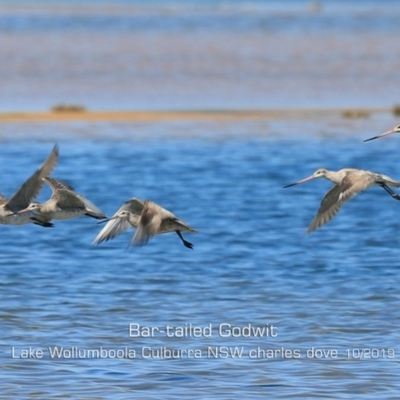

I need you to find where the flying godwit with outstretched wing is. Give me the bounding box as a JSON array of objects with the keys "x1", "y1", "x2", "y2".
[
  {"x1": 93, "y1": 198, "x2": 197, "y2": 249},
  {"x1": 284, "y1": 167, "x2": 400, "y2": 233},
  {"x1": 2, "y1": 144, "x2": 58, "y2": 227},
  {"x1": 17, "y1": 176, "x2": 106, "y2": 224}
]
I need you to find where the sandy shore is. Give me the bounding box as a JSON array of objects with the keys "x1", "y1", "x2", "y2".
[{"x1": 0, "y1": 108, "x2": 392, "y2": 123}]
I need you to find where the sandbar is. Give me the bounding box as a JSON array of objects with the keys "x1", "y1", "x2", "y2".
[{"x1": 0, "y1": 108, "x2": 391, "y2": 123}]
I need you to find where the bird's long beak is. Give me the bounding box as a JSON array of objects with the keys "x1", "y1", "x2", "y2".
[
  {"x1": 97, "y1": 215, "x2": 118, "y2": 224},
  {"x1": 364, "y1": 128, "x2": 396, "y2": 142},
  {"x1": 16, "y1": 207, "x2": 30, "y2": 214},
  {"x1": 283, "y1": 174, "x2": 316, "y2": 188}
]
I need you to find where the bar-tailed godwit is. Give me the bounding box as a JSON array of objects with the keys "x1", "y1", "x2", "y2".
[
  {"x1": 17, "y1": 176, "x2": 106, "y2": 223},
  {"x1": 93, "y1": 198, "x2": 197, "y2": 249},
  {"x1": 284, "y1": 167, "x2": 400, "y2": 232},
  {"x1": 2, "y1": 144, "x2": 58, "y2": 227}
]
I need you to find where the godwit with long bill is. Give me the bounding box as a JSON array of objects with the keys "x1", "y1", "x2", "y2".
[
  {"x1": 284, "y1": 167, "x2": 400, "y2": 233},
  {"x1": 93, "y1": 198, "x2": 197, "y2": 249},
  {"x1": 17, "y1": 176, "x2": 106, "y2": 224},
  {"x1": 364, "y1": 124, "x2": 400, "y2": 142}
]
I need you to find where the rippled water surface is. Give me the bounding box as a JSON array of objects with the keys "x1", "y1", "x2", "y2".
[
  {"x1": 0, "y1": 119, "x2": 400, "y2": 399},
  {"x1": 1, "y1": 0, "x2": 400, "y2": 397},
  {"x1": 0, "y1": 0, "x2": 400, "y2": 110}
]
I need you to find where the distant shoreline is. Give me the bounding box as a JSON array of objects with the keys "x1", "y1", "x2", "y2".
[{"x1": 0, "y1": 108, "x2": 393, "y2": 123}]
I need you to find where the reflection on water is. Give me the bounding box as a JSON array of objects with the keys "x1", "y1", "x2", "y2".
[{"x1": 0, "y1": 119, "x2": 399, "y2": 398}]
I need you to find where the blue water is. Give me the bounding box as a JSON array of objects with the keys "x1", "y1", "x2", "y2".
[
  {"x1": 1, "y1": 2, "x2": 400, "y2": 34},
  {"x1": 0, "y1": 120, "x2": 400, "y2": 398},
  {"x1": 1, "y1": 0, "x2": 400, "y2": 397},
  {"x1": 1, "y1": 0, "x2": 400, "y2": 111}
]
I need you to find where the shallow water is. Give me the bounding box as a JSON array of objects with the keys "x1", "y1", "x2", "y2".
[
  {"x1": 1, "y1": 0, "x2": 400, "y2": 397},
  {"x1": 0, "y1": 0, "x2": 400, "y2": 111},
  {"x1": 0, "y1": 119, "x2": 400, "y2": 398}
]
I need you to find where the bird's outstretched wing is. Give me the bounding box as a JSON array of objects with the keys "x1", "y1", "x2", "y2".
[
  {"x1": 307, "y1": 175, "x2": 362, "y2": 233},
  {"x1": 6, "y1": 145, "x2": 59, "y2": 212},
  {"x1": 92, "y1": 198, "x2": 143, "y2": 244}
]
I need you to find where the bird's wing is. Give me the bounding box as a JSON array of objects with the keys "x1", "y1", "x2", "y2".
[
  {"x1": 43, "y1": 176, "x2": 75, "y2": 192},
  {"x1": 54, "y1": 189, "x2": 86, "y2": 211},
  {"x1": 307, "y1": 176, "x2": 362, "y2": 233},
  {"x1": 131, "y1": 201, "x2": 163, "y2": 246},
  {"x1": 44, "y1": 177, "x2": 105, "y2": 218},
  {"x1": 159, "y1": 217, "x2": 198, "y2": 234},
  {"x1": 124, "y1": 198, "x2": 144, "y2": 215},
  {"x1": 145, "y1": 200, "x2": 176, "y2": 219},
  {"x1": 338, "y1": 173, "x2": 369, "y2": 203},
  {"x1": 153, "y1": 200, "x2": 197, "y2": 233},
  {"x1": 75, "y1": 194, "x2": 106, "y2": 218},
  {"x1": 93, "y1": 215, "x2": 132, "y2": 244},
  {"x1": 6, "y1": 144, "x2": 59, "y2": 212},
  {"x1": 92, "y1": 199, "x2": 142, "y2": 244},
  {"x1": 377, "y1": 173, "x2": 400, "y2": 188}
]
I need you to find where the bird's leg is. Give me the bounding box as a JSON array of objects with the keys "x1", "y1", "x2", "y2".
[
  {"x1": 31, "y1": 218, "x2": 54, "y2": 228},
  {"x1": 175, "y1": 230, "x2": 194, "y2": 249},
  {"x1": 379, "y1": 183, "x2": 400, "y2": 201}
]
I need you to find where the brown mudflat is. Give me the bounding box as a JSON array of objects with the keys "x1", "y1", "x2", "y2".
[{"x1": 0, "y1": 108, "x2": 390, "y2": 123}]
